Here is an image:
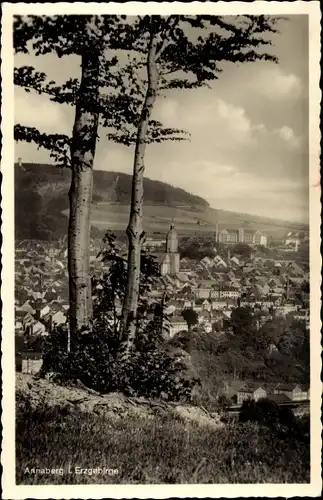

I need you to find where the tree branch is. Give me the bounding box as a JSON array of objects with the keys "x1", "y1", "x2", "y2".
[
  {"x1": 155, "y1": 38, "x2": 168, "y2": 61},
  {"x1": 155, "y1": 15, "x2": 180, "y2": 62}
]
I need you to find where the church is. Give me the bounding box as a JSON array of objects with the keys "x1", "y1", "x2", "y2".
[{"x1": 152, "y1": 223, "x2": 180, "y2": 276}]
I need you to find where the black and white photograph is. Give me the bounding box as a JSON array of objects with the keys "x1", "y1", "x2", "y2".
[{"x1": 1, "y1": 1, "x2": 321, "y2": 498}]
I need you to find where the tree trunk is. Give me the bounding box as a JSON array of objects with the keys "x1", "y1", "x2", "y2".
[
  {"x1": 120, "y1": 33, "x2": 159, "y2": 360},
  {"x1": 68, "y1": 39, "x2": 100, "y2": 341}
]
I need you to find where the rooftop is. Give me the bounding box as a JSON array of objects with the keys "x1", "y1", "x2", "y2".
[
  {"x1": 275, "y1": 383, "x2": 302, "y2": 391},
  {"x1": 267, "y1": 393, "x2": 291, "y2": 403}
]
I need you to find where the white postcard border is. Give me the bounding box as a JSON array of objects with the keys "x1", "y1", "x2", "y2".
[{"x1": 1, "y1": 2, "x2": 321, "y2": 498}]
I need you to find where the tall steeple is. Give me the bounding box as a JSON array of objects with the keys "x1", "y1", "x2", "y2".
[
  {"x1": 166, "y1": 220, "x2": 178, "y2": 253},
  {"x1": 215, "y1": 222, "x2": 219, "y2": 243}
]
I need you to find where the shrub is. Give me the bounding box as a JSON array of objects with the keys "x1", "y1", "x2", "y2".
[
  {"x1": 239, "y1": 398, "x2": 280, "y2": 427},
  {"x1": 217, "y1": 394, "x2": 231, "y2": 410},
  {"x1": 40, "y1": 318, "x2": 198, "y2": 402},
  {"x1": 40, "y1": 232, "x2": 199, "y2": 401},
  {"x1": 40, "y1": 326, "x2": 70, "y2": 380},
  {"x1": 121, "y1": 346, "x2": 196, "y2": 401},
  {"x1": 239, "y1": 398, "x2": 309, "y2": 441}
]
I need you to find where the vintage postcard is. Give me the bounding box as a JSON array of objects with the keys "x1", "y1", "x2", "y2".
[{"x1": 1, "y1": 1, "x2": 321, "y2": 498}]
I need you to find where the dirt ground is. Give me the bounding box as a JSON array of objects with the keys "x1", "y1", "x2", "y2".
[{"x1": 16, "y1": 373, "x2": 225, "y2": 429}]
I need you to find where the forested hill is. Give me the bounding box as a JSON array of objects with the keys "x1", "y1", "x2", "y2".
[
  {"x1": 15, "y1": 162, "x2": 209, "y2": 240},
  {"x1": 15, "y1": 163, "x2": 208, "y2": 207}
]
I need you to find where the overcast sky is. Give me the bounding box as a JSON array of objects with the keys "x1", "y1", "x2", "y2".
[{"x1": 14, "y1": 15, "x2": 309, "y2": 223}]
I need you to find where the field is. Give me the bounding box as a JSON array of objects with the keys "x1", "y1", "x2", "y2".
[
  {"x1": 16, "y1": 163, "x2": 308, "y2": 241},
  {"x1": 16, "y1": 401, "x2": 310, "y2": 485},
  {"x1": 62, "y1": 202, "x2": 308, "y2": 239}
]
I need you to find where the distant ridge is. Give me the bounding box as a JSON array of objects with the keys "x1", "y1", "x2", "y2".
[
  {"x1": 14, "y1": 162, "x2": 308, "y2": 241},
  {"x1": 15, "y1": 162, "x2": 208, "y2": 208},
  {"x1": 14, "y1": 162, "x2": 208, "y2": 241}
]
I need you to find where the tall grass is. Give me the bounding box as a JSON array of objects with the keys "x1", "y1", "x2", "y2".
[{"x1": 16, "y1": 402, "x2": 309, "y2": 485}]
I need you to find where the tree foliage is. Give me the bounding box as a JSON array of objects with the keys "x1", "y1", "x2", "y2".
[
  {"x1": 182, "y1": 308, "x2": 199, "y2": 330},
  {"x1": 232, "y1": 243, "x2": 253, "y2": 259},
  {"x1": 15, "y1": 14, "x2": 284, "y2": 361},
  {"x1": 40, "y1": 232, "x2": 198, "y2": 400},
  {"x1": 92, "y1": 231, "x2": 160, "y2": 335},
  {"x1": 14, "y1": 15, "x2": 189, "y2": 162},
  {"x1": 118, "y1": 13, "x2": 282, "y2": 355},
  {"x1": 239, "y1": 398, "x2": 308, "y2": 442},
  {"x1": 179, "y1": 237, "x2": 216, "y2": 260}
]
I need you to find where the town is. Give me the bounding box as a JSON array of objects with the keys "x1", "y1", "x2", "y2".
[
  {"x1": 15, "y1": 222, "x2": 310, "y2": 407},
  {"x1": 9, "y1": 8, "x2": 318, "y2": 489}
]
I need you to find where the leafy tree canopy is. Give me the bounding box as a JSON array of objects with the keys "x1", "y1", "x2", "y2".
[{"x1": 14, "y1": 14, "x2": 282, "y2": 164}]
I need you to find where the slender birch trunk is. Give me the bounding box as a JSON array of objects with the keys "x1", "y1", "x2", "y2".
[
  {"x1": 68, "y1": 33, "x2": 100, "y2": 341},
  {"x1": 120, "y1": 33, "x2": 159, "y2": 360}
]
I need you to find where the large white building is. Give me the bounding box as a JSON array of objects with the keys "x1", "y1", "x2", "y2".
[{"x1": 216, "y1": 226, "x2": 267, "y2": 247}]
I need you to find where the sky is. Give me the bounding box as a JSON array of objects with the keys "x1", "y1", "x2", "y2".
[{"x1": 14, "y1": 15, "x2": 309, "y2": 223}]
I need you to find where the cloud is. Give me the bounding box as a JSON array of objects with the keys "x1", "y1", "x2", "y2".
[
  {"x1": 14, "y1": 24, "x2": 308, "y2": 224},
  {"x1": 215, "y1": 99, "x2": 253, "y2": 140},
  {"x1": 274, "y1": 125, "x2": 302, "y2": 149},
  {"x1": 95, "y1": 141, "x2": 134, "y2": 172},
  {"x1": 250, "y1": 66, "x2": 302, "y2": 101},
  {"x1": 154, "y1": 155, "x2": 308, "y2": 223},
  {"x1": 157, "y1": 98, "x2": 180, "y2": 124},
  {"x1": 155, "y1": 94, "x2": 266, "y2": 148},
  {"x1": 14, "y1": 87, "x2": 72, "y2": 135}
]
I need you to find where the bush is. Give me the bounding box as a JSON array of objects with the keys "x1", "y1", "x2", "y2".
[
  {"x1": 40, "y1": 319, "x2": 198, "y2": 402},
  {"x1": 121, "y1": 346, "x2": 196, "y2": 401},
  {"x1": 239, "y1": 398, "x2": 308, "y2": 441},
  {"x1": 217, "y1": 394, "x2": 231, "y2": 410},
  {"x1": 40, "y1": 326, "x2": 70, "y2": 379},
  {"x1": 40, "y1": 323, "x2": 123, "y2": 391},
  {"x1": 40, "y1": 232, "x2": 198, "y2": 402},
  {"x1": 239, "y1": 398, "x2": 280, "y2": 427}
]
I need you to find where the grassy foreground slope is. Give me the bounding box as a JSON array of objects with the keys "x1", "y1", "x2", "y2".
[{"x1": 16, "y1": 374, "x2": 309, "y2": 485}]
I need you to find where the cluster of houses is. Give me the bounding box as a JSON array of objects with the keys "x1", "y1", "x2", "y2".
[
  {"x1": 15, "y1": 228, "x2": 309, "y2": 375},
  {"x1": 15, "y1": 238, "x2": 106, "y2": 337},
  {"x1": 235, "y1": 382, "x2": 309, "y2": 405},
  {"x1": 140, "y1": 225, "x2": 310, "y2": 337}
]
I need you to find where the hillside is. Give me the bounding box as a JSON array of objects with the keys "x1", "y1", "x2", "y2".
[
  {"x1": 15, "y1": 162, "x2": 207, "y2": 207},
  {"x1": 16, "y1": 373, "x2": 309, "y2": 485},
  {"x1": 15, "y1": 162, "x2": 308, "y2": 241}
]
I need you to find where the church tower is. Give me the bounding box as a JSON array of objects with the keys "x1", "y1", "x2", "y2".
[
  {"x1": 166, "y1": 222, "x2": 178, "y2": 253},
  {"x1": 164, "y1": 222, "x2": 180, "y2": 275}
]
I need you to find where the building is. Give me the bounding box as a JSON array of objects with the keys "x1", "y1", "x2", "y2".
[
  {"x1": 273, "y1": 384, "x2": 308, "y2": 402},
  {"x1": 142, "y1": 237, "x2": 165, "y2": 250},
  {"x1": 17, "y1": 351, "x2": 43, "y2": 375},
  {"x1": 216, "y1": 226, "x2": 267, "y2": 247},
  {"x1": 213, "y1": 255, "x2": 228, "y2": 268},
  {"x1": 284, "y1": 232, "x2": 301, "y2": 251},
  {"x1": 219, "y1": 288, "x2": 240, "y2": 299},
  {"x1": 196, "y1": 281, "x2": 221, "y2": 299},
  {"x1": 201, "y1": 256, "x2": 215, "y2": 268},
  {"x1": 152, "y1": 223, "x2": 180, "y2": 276},
  {"x1": 237, "y1": 385, "x2": 267, "y2": 405},
  {"x1": 218, "y1": 229, "x2": 239, "y2": 244},
  {"x1": 169, "y1": 316, "x2": 188, "y2": 337},
  {"x1": 267, "y1": 393, "x2": 291, "y2": 404},
  {"x1": 211, "y1": 298, "x2": 233, "y2": 310}
]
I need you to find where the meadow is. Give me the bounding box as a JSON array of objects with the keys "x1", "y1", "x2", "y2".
[
  {"x1": 16, "y1": 402, "x2": 310, "y2": 485},
  {"x1": 61, "y1": 202, "x2": 306, "y2": 239}
]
